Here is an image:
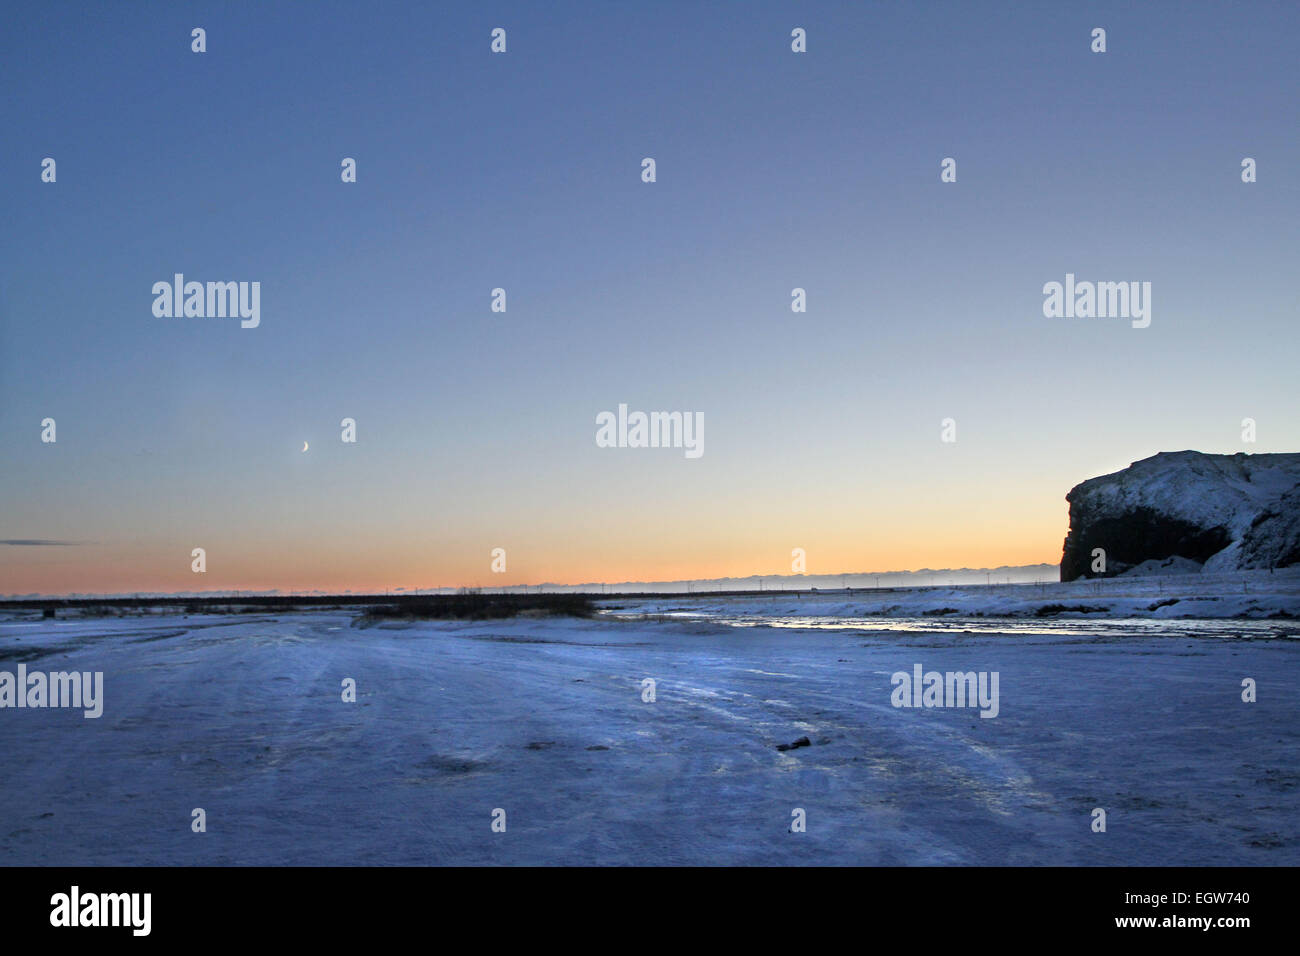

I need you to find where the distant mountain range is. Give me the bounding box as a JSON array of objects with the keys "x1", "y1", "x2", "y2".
[
  {"x1": 523, "y1": 566, "x2": 1060, "y2": 594},
  {"x1": 3, "y1": 565, "x2": 1060, "y2": 600}
]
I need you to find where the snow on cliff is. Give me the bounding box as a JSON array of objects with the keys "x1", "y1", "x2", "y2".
[{"x1": 1060, "y1": 451, "x2": 1300, "y2": 580}]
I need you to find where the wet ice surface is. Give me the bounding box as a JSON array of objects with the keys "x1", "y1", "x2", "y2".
[
  {"x1": 1, "y1": 607, "x2": 1297, "y2": 865},
  {"x1": 615, "y1": 568, "x2": 1300, "y2": 622},
  {"x1": 618, "y1": 609, "x2": 1298, "y2": 640}
]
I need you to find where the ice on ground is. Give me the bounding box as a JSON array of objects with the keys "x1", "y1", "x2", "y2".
[
  {"x1": 0, "y1": 606, "x2": 1296, "y2": 865},
  {"x1": 618, "y1": 567, "x2": 1300, "y2": 624}
]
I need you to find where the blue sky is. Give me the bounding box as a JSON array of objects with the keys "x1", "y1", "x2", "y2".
[{"x1": 2, "y1": 1, "x2": 1297, "y2": 594}]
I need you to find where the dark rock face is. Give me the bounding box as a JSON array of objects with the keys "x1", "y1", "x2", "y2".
[
  {"x1": 1240, "y1": 488, "x2": 1300, "y2": 569},
  {"x1": 1061, "y1": 505, "x2": 1231, "y2": 581},
  {"x1": 1060, "y1": 451, "x2": 1300, "y2": 581}
]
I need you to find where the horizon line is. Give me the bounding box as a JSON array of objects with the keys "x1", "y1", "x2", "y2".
[{"x1": 1, "y1": 561, "x2": 1061, "y2": 601}]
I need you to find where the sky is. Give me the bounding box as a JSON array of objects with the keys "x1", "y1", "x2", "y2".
[{"x1": 2, "y1": 1, "x2": 1297, "y2": 596}]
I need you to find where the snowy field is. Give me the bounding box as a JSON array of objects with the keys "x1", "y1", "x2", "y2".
[
  {"x1": 620, "y1": 566, "x2": 1300, "y2": 623},
  {"x1": 1, "y1": 594, "x2": 1297, "y2": 865}
]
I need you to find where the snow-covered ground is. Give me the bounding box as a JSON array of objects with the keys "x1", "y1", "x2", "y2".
[
  {"x1": 1, "y1": 601, "x2": 1297, "y2": 865},
  {"x1": 619, "y1": 567, "x2": 1300, "y2": 623}
]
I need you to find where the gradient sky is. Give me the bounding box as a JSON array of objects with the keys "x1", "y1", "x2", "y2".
[{"x1": 2, "y1": 1, "x2": 1298, "y2": 595}]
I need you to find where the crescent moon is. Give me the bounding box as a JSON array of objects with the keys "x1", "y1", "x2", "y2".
[{"x1": 301, "y1": 441, "x2": 309, "y2": 452}]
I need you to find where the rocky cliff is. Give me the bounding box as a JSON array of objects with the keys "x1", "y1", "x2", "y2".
[{"x1": 1060, "y1": 451, "x2": 1300, "y2": 580}]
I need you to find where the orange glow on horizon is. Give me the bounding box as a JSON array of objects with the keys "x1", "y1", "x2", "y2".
[{"x1": 1, "y1": 529, "x2": 1066, "y2": 596}]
